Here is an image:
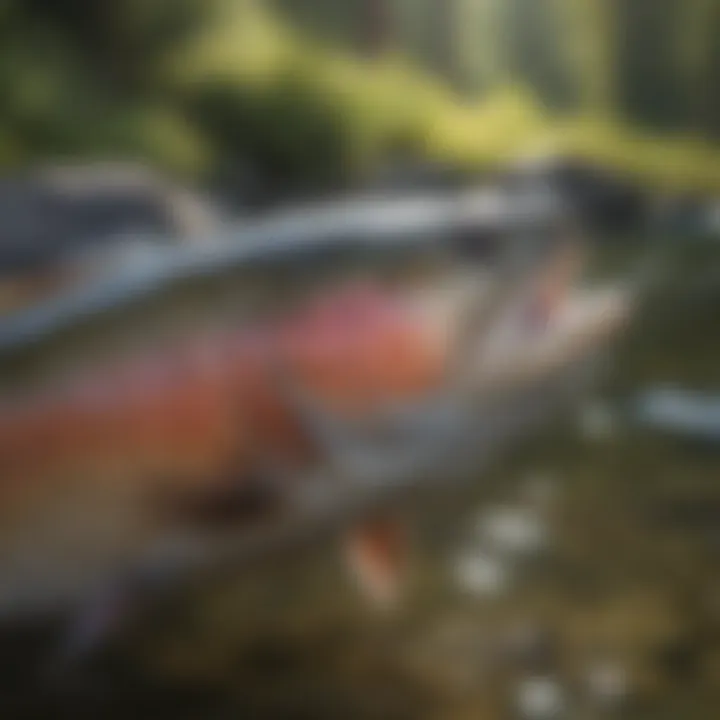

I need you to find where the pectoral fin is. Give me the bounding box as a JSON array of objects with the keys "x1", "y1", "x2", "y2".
[{"x1": 343, "y1": 515, "x2": 410, "y2": 609}]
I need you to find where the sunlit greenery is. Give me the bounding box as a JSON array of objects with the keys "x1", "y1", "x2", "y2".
[{"x1": 1, "y1": 0, "x2": 719, "y2": 193}]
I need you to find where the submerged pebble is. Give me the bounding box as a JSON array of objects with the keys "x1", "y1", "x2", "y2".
[
  {"x1": 514, "y1": 674, "x2": 566, "y2": 719},
  {"x1": 453, "y1": 550, "x2": 512, "y2": 597},
  {"x1": 475, "y1": 505, "x2": 550, "y2": 558}
]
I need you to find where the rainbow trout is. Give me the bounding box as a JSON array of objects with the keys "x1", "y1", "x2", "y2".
[{"x1": 0, "y1": 192, "x2": 632, "y2": 666}]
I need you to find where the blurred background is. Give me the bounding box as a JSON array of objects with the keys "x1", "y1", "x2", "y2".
[
  {"x1": 2, "y1": 0, "x2": 720, "y2": 203},
  {"x1": 0, "y1": 1, "x2": 719, "y2": 718}
]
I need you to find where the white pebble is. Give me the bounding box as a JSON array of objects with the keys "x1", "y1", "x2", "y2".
[
  {"x1": 476, "y1": 506, "x2": 549, "y2": 557},
  {"x1": 515, "y1": 675, "x2": 566, "y2": 719},
  {"x1": 453, "y1": 550, "x2": 511, "y2": 597}
]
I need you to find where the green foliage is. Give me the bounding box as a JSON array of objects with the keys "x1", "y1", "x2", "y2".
[
  {"x1": 547, "y1": 116, "x2": 720, "y2": 192},
  {"x1": 1, "y1": 0, "x2": 719, "y2": 195}
]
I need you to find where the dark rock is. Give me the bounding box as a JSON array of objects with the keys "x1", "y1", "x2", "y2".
[{"x1": 501, "y1": 155, "x2": 650, "y2": 236}]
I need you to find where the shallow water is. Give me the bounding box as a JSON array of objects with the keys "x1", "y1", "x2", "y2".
[{"x1": 1, "y1": 240, "x2": 719, "y2": 719}]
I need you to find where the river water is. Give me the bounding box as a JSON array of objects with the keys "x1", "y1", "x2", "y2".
[{"x1": 1, "y1": 239, "x2": 719, "y2": 720}]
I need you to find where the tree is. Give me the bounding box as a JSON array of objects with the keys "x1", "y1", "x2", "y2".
[
  {"x1": 501, "y1": 0, "x2": 576, "y2": 109},
  {"x1": 610, "y1": 0, "x2": 690, "y2": 131}
]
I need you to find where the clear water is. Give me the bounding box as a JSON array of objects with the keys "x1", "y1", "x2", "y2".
[{"x1": 1, "y1": 239, "x2": 719, "y2": 719}]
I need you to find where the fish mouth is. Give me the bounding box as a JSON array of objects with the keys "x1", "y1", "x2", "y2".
[
  {"x1": 409, "y1": 272, "x2": 632, "y2": 398},
  {"x1": 467, "y1": 285, "x2": 632, "y2": 394}
]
